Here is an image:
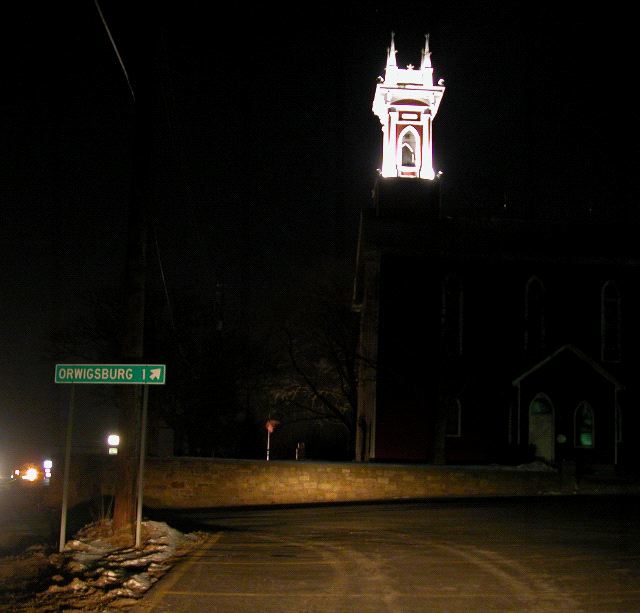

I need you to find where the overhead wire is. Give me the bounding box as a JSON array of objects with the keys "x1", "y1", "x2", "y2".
[
  {"x1": 93, "y1": 0, "x2": 135, "y2": 103},
  {"x1": 93, "y1": 1, "x2": 185, "y2": 360}
]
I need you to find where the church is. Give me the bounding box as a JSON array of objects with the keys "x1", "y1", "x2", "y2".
[{"x1": 353, "y1": 34, "x2": 640, "y2": 473}]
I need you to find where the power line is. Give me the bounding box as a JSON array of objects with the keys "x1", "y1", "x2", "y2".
[{"x1": 93, "y1": 0, "x2": 135, "y2": 103}]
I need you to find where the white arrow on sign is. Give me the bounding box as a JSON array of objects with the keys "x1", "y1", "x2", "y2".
[{"x1": 149, "y1": 368, "x2": 162, "y2": 380}]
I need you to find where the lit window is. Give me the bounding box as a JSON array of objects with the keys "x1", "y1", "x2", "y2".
[
  {"x1": 398, "y1": 127, "x2": 420, "y2": 169},
  {"x1": 402, "y1": 142, "x2": 415, "y2": 166},
  {"x1": 575, "y1": 402, "x2": 594, "y2": 448},
  {"x1": 530, "y1": 397, "x2": 553, "y2": 415}
]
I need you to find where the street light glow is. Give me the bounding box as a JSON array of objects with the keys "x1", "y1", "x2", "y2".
[{"x1": 107, "y1": 434, "x2": 120, "y2": 447}]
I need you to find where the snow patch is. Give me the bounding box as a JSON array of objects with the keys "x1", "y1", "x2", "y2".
[{"x1": 4, "y1": 519, "x2": 206, "y2": 611}]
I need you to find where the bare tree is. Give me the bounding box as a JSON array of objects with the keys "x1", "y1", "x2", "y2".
[{"x1": 265, "y1": 262, "x2": 362, "y2": 457}]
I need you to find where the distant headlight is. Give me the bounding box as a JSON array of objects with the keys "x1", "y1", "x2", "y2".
[{"x1": 22, "y1": 468, "x2": 39, "y2": 482}]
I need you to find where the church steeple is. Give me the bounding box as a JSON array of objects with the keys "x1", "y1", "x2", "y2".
[{"x1": 373, "y1": 33, "x2": 445, "y2": 180}]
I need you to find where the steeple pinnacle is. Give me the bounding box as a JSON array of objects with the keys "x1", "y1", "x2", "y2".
[
  {"x1": 386, "y1": 32, "x2": 397, "y2": 70},
  {"x1": 421, "y1": 33, "x2": 434, "y2": 87},
  {"x1": 420, "y1": 34, "x2": 432, "y2": 70}
]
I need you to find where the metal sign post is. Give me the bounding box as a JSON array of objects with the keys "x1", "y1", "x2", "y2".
[
  {"x1": 265, "y1": 419, "x2": 280, "y2": 461},
  {"x1": 135, "y1": 384, "x2": 149, "y2": 548},
  {"x1": 59, "y1": 384, "x2": 75, "y2": 552},
  {"x1": 54, "y1": 364, "x2": 165, "y2": 550}
]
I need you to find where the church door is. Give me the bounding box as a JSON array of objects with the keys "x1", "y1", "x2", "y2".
[{"x1": 529, "y1": 395, "x2": 555, "y2": 463}]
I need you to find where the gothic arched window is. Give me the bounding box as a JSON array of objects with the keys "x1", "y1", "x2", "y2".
[
  {"x1": 525, "y1": 276, "x2": 545, "y2": 353},
  {"x1": 601, "y1": 280, "x2": 621, "y2": 363},
  {"x1": 575, "y1": 401, "x2": 594, "y2": 448},
  {"x1": 398, "y1": 127, "x2": 419, "y2": 168}
]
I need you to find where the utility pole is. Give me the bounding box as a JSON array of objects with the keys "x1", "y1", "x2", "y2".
[
  {"x1": 112, "y1": 137, "x2": 147, "y2": 536},
  {"x1": 96, "y1": 2, "x2": 155, "y2": 538}
]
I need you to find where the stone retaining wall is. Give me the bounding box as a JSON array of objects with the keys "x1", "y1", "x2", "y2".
[
  {"x1": 142, "y1": 458, "x2": 565, "y2": 508},
  {"x1": 47, "y1": 456, "x2": 634, "y2": 512}
]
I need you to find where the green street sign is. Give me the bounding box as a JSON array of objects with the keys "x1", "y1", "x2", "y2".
[{"x1": 55, "y1": 364, "x2": 166, "y2": 385}]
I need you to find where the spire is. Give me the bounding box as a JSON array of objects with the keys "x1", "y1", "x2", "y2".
[
  {"x1": 386, "y1": 31, "x2": 397, "y2": 70},
  {"x1": 420, "y1": 33, "x2": 432, "y2": 70}
]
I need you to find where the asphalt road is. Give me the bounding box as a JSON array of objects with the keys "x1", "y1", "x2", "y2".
[
  {"x1": 0, "y1": 481, "x2": 57, "y2": 554},
  {"x1": 141, "y1": 496, "x2": 640, "y2": 612}
]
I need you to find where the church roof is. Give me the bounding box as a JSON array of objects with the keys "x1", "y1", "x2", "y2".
[{"x1": 512, "y1": 344, "x2": 623, "y2": 389}]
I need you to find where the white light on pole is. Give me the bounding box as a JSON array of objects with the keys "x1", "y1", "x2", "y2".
[
  {"x1": 43, "y1": 459, "x2": 53, "y2": 480},
  {"x1": 107, "y1": 433, "x2": 120, "y2": 455}
]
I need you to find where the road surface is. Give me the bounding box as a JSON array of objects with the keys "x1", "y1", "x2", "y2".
[
  {"x1": 142, "y1": 496, "x2": 640, "y2": 612},
  {"x1": 0, "y1": 481, "x2": 56, "y2": 553}
]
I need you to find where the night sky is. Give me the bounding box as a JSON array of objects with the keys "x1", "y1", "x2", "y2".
[{"x1": 1, "y1": 2, "x2": 638, "y2": 471}]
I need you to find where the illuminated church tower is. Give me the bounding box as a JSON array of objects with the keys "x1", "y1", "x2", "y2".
[
  {"x1": 372, "y1": 33, "x2": 445, "y2": 179},
  {"x1": 354, "y1": 30, "x2": 635, "y2": 474}
]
